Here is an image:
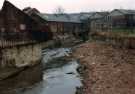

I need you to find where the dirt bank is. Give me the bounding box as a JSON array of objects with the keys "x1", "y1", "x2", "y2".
[
  {"x1": 73, "y1": 41, "x2": 135, "y2": 94},
  {"x1": 0, "y1": 63, "x2": 42, "y2": 94}
]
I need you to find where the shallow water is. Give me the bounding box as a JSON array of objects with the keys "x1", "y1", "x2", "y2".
[
  {"x1": 16, "y1": 48, "x2": 82, "y2": 94},
  {"x1": 42, "y1": 48, "x2": 72, "y2": 63}
]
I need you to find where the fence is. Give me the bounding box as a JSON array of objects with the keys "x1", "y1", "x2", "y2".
[{"x1": 0, "y1": 40, "x2": 36, "y2": 48}]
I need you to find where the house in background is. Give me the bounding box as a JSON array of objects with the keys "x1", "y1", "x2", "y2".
[
  {"x1": 89, "y1": 12, "x2": 109, "y2": 32},
  {"x1": 37, "y1": 13, "x2": 94, "y2": 37},
  {"x1": 23, "y1": 6, "x2": 94, "y2": 38},
  {"x1": 37, "y1": 13, "x2": 80, "y2": 35},
  {"x1": 105, "y1": 9, "x2": 135, "y2": 32},
  {"x1": 1, "y1": 0, "x2": 135, "y2": 43}
]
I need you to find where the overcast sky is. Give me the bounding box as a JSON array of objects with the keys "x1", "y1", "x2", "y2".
[{"x1": 0, "y1": 0, "x2": 134, "y2": 13}]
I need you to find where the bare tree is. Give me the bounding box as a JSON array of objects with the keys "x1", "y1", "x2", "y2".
[{"x1": 53, "y1": 6, "x2": 65, "y2": 15}]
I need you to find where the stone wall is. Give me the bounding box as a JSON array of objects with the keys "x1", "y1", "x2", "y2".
[
  {"x1": 0, "y1": 40, "x2": 55, "y2": 68},
  {"x1": 0, "y1": 43, "x2": 42, "y2": 68}
]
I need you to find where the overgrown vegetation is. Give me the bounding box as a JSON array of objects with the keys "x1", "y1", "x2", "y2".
[{"x1": 112, "y1": 28, "x2": 135, "y2": 36}]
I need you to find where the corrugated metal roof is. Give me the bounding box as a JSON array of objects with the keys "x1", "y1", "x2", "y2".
[{"x1": 37, "y1": 12, "x2": 94, "y2": 23}]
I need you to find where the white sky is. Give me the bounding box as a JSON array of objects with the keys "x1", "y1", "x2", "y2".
[{"x1": 0, "y1": 0, "x2": 134, "y2": 13}]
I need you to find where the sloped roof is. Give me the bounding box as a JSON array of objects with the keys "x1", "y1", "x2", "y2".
[
  {"x1": 108, "y1": 9, "x2": 135, "y2": 17},
  {"x1": 90, "y1": 12, "x2": 109, "y2": 19},
  {"x1": 117, "y1": 9, "x2": 135, "y2": 14},
  {"x1": 111, "y1": 9, "x2": 135, "y2": 15},
  {"x1": 1, "y1": 0, "x2": 37, "y2": 22},
  {"x1": 0, "y1": 0, "x2": 39, "y2": 30},
  {"x1": 23, "y1": 7, "x2": 40, "y2": 15},
  {"x1": 37, "y1": 12, "x2": 94, "y2": 23},
  {"x1": 97, "y1": 12, "x2": 109, "y2": 16}
]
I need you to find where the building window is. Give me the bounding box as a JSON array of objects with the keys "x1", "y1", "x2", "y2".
[
  {"x1": 1, "y1": 28, "x2": 5, "y2": 32},
  {"x1": 20, "y1": 24, "x2": 26, "y2": 30}
]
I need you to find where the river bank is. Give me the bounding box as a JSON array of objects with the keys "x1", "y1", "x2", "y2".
[{"x1": 73, "y1": 41, "x2": 135, "y2": 94}]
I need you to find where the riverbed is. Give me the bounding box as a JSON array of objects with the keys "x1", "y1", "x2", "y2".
[{"x1": 16, "y1": 48, "x2": 82, "y2": 94}]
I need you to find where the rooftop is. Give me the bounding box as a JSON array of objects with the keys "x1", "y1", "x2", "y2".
[
  {"x1": 114, "y1": 9, "x2": 135, "y2": 15},
  {"x1": 37, "y1": 12, "x2": 94, "y2": 23}
]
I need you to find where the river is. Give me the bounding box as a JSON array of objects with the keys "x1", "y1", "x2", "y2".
[{"x1": 16, "y1": 48, "x2": 82, "y2": 94}]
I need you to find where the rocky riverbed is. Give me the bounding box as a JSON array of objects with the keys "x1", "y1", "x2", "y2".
[{"x1": 73, "y1": 41, "x2": 135, "y2": 94}]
